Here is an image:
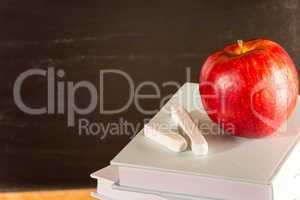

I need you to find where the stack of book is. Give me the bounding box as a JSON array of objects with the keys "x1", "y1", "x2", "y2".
[{"x1": 91, "y1": 83, "x2": 300, "y2": 200}]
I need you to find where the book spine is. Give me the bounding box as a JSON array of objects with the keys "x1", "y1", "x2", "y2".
[
  {"x1": 272, "y1": 141, "x2": 300, "y2": 200},
  {"x1": 118, "y1": 166, "x2": 272, "y2": 200}
]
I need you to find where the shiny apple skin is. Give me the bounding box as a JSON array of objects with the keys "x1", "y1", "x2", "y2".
[{"x1": 199, "y1": 39, "x2": 299, "y2": 138}]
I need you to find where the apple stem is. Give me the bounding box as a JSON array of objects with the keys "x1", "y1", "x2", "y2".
[{"x1": 237, "y1": 40, "x2": 244, "y2": 54}]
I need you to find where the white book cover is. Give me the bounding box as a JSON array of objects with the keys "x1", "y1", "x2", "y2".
[
  {"x1": 91, "y1": 192, "x2": 113, "y2": 200},
  {"x1": 111, "y1": 82, "x2": 300, "y2": 200},
  {"x1": 90, "y1": 166, "x2": 210, "y2": 200}
]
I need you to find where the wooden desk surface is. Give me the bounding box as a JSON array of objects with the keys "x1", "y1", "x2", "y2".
[{"x1": 0, "y1": 189, "x2": 95, "y2": 200}]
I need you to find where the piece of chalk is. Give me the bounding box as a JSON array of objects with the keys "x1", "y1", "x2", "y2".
[
  {"x1": 144, "y1": 123, "x2": 188, "y2": 152},
  {"x1": 171, "y1": 106, "x2": 208, "y2": 156}
]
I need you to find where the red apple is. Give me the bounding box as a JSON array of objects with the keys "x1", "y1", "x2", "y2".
[{"x1": 199, "y1": 39, "x2": 299, "y2": 138}]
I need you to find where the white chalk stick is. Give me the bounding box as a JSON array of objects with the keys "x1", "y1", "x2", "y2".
[
  {"x1": 144, "y1": 123, "x2": 188, "y2": 153},
  {"x1": 171, "y1": 106, "x2": 208, "y2": 156}
]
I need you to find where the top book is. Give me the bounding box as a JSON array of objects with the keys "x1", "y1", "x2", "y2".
[{"x1": 111, "y1": 82, "x2": 300, "y2": 200}]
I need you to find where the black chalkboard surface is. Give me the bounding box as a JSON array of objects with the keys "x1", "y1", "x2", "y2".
[{"x1": 0, "y1": 0, "x2": 299, "y2": 192}]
